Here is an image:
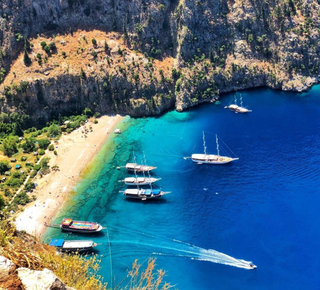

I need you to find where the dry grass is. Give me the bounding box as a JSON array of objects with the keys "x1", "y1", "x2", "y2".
[
  {"x1": 0, "y1": 220, "x2": 107, "y2": 289},
  {"x1": 0, "y1": 220, "x2": 175, "y2": 290},
  {"x1": 116, "y1": 258, "x2": 175, "y2": 290},
  {"x1": 2, "y1": 29, "x2": 174, "y2": 89}
]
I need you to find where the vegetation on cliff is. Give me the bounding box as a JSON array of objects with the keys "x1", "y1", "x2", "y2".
[
  {"x1": 0, "y1": 220, "x2": 173, "y2": 289},
  {"x1": 0, "y1": 0, "x2": 320, "y2": 125}
]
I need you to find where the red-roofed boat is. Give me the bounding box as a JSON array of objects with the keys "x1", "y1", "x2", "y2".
[{"x1": 60, "y1": 218, "x2": 104, "y2": 234}]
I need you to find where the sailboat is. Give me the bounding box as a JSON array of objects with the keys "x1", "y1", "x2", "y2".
[
  {"x1": 118, "y1": 163, "x2": 157, "y2": 172},
  {"x1": 189, "y1": 132, "x2": 239, "y2": 165},
  {"x1": 224, "y1": 95, "x2": 252, "y2": 113},
  {"x1": 119, "y1": 176, "x2": 161, "y2": 186},
  {"x1": 120, "y1": 153, "x2": 169, "y2": 200},
  {"x1": 122, "y1": 188, "x2": 170, "y2": 200}
]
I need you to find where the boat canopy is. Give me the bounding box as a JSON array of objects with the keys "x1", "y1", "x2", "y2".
[
  {"x1": 61, "y1": 218, "x2": 73, "y2": 226},
  {"x1": 126, "y1": 163, "x2": 137, "y2": 168},
  {"x1": 125, "y1": 177, "x2": 136, "y2": 182},
  {"x1": 49, "y1": 239, "x2": 64, "y2": 247},
  {"x1": 145, "y1": 189, "x2": 161, "y2": 195}
]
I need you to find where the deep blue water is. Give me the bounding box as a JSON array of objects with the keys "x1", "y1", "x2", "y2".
[{"x1": 44, "y1": 87, "x2": 320, "y2": 289}]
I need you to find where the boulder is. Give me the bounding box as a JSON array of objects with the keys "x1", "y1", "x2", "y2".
[
  {"x1": 0, "y1": 255, "x2": 16, "y2": 281},
  {"x1": 17, "y1": 268, "x2": 71, "y2": 290}
]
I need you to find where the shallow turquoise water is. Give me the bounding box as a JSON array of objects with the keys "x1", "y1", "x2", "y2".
[{"x1": 45, "y1": 87, "x2": 320, "y2": 289}]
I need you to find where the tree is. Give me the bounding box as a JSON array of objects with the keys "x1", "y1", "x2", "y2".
[
  {"x1": 83, "y1": 107, "x2": 93, "y2": 117},
  {"x1": 21, "y1": 137, "x2": 36, "y2": 153},
  {"x1": 91, "y1": 38, "x2": 97, "y2": 47},
  {"x1": 24, "y1": 38, "x2": 31, "y2": 51},
  {"x1": 80, "y1": 68, "x2": 86, "y2": 79},
  {"x1": 0, "y1": 161, "x2": 10, "y2": 174},
  {"x1": 104, "y1": 40, "x2": 109, "y2": 53},
  {"x1": 12, "y1": 122, "x2": 24, "y2": 137},
  {"x1": 23, "y1": 50, "x2": 31, "y2": 66},
  {"x1": 47, "y1": 124, "x2": 61, "y2": 137},
  {"x1": 2, "y1": 136, "x2": 18, "y2": 157},
  {"x1": 0, "y1": 195, "x2": 5, "y2": 210},
  {"x1": 37, "y1": 138, "x2": 51, "y2": 149}
]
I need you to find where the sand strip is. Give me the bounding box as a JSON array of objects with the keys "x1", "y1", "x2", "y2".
[{"x1": 14, "y1": 114, "x2": 123, "y2": 238}]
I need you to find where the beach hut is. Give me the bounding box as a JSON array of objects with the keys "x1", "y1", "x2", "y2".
[
  {"x1": 15, "y1": 164, "x2": 21, "y2": 170},
  {"x1": 10, "y1": 158, "x2": 16, "y2": 162},
  {"x1": 4, "y1": 171, "x2": 10, "y2": 176}
]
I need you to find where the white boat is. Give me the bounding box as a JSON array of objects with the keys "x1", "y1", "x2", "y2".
[
  {"x1": 49, "y1": 239, "x2": 97, "y2": 252},
  {"x1": 189, "y1": 132, "x2": 239, "y2": 165},
  {"x1": 224, "y1": 95, "x2": 252, "y2": 113},
  {"x1": 119, "y1": 177, "x2": 161, "y2": 186},
  {"x1": 121, "y1": 188, "x2": 170, "y2": 201},
  {"x1": 124, "y1": 163, "x2": 156, "y2": 172}
]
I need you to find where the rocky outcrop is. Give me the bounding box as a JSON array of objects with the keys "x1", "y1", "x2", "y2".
[
  {"x1": 17, "y1": 268, "x2": 75, "y2": 290},
  {"x1": 2, "y1": 0, "x2": 320, "y2": 123},
  {"x1": 0, "y1": 255, "x2": 16, "y2": 281},
  {"x1": 0, "y1": 255, "x2": 74, "y2": 290}
]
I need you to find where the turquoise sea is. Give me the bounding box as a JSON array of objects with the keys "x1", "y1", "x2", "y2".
[{"x1": 44, "y1": 87, "x2": 320, "y2": 289}]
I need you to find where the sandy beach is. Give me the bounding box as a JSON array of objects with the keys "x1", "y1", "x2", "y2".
[{"x1": 14, "y1": 114, "x2": 123, "y2": 238}]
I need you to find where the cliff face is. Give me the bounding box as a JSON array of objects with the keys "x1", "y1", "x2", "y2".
[{"x1": 1, "y1": 0, "x2": 320, "y2": 124}]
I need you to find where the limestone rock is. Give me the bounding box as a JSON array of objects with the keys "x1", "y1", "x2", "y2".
[
  {"x1": 17, "y1": 268, "x2": 70, "y2": 290},
  {"x1": 0, "y1": 255, "x2": 16, "y2": 281}
]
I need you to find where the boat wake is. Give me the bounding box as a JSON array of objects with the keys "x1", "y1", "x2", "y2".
[{"x1": 104, "y1": 226, "x2": 256, "y2": 270}]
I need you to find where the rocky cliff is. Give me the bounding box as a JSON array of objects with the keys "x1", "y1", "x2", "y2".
[{"x1": 1, "y1": 0, "x2": 320, "y2": 124}]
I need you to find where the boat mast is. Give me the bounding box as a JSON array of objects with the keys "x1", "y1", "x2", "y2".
[
  {"x1": 203, "y1": 131, "x2": 207, "y2": 155},
  {"x1": 143, "y1": 152, "x2": 152, "y2": 190},
  {"x1": 133, "y1": 152, "x2": 139, "y2": 189},
  {"x1": 216, "y1": 134, "x2": 220, "y2": 156}
]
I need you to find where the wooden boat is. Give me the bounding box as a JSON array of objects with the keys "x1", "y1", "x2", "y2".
[
  {"x1": 186, "y1": 132, "x2": 239, "y2": 165},
  {"x1": 121, "y1": 188, "x2": 170, "y2": 201},
  {"x1": 125, "y1": 163, "x2": 156, "y2": 172},
  {"x1": 49, "y1": 239, "x2": 97, "y2": 252},
  {"x1": 60, "y1": 218, "x2": 104, "y2": 234},
  {"x1": 119, "y1": 177, "x2": 161, "y2": 186}
]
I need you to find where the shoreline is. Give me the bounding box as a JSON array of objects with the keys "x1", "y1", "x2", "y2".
[{"x1": 14, "y1": 114, "x2": 124, "y2": 239}]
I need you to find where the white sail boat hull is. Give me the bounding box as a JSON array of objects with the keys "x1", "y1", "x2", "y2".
[
  {"x1": 191, "y1": 154, "x2": 238, "y2": 164},
  {"x1": 225, "y1": 95, "x2": 252, "y2": 113},
  {"x1": 122, "y1": 177, "x2": 161, "y2": 186}
]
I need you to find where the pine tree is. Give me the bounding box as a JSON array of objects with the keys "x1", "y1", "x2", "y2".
[
  {"x1": 23, "y1": 50, "x2": 31, "y2": 66},
  {"x1": 104, "y1": 40, "x2": 109, "y2": 53},
  {"x1": 24, "y1": 38, "x2": 31, "y2": 51},
  {"x1": 209, "y1": 49, "x2": 214, "y2": 63}
]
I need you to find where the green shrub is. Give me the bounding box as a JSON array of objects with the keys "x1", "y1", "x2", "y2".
[
  {"x1": 48, "y1": 144, "x2": 54, "y2": 151},
  {"x1": 0, "y1": 195, "x2": 5, "y2": 210},
  {"x1": 24, "y1": 182, "x2": 35, "y2": 192},
  {"x1": 0, "y1": 161, "x2": 10, "y2": 174},
  {"x1": 37, "y1": 138, "x2": 50, "y2": 149},
  {"x1": 13, "y1": 192, "x2": 30, "y2": 205},
  {"x1": 34, "y1": 164, "x2": 41, "y2": 171},
  {"x1": 6, "y1": 178, "x2": 23, "y2": 188},
  {"x1": 30, "y1": 170, "x2": 37, "y2": 178}
]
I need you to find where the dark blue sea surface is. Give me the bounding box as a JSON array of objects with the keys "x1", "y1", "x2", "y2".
[{"x1": 44, "y1": 87, "x2": 320, "y2": 289}]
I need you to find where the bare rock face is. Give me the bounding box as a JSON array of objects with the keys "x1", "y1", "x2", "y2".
[
  {"x1": 17, "y1": 268, "x2": 73, "y2": 290},
  {"x1": 0, "y1": 255, "x2": 16, "y2": 281},
  {"x1": 2, "y1": 0, "x2": 320, "y2": 122}
]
